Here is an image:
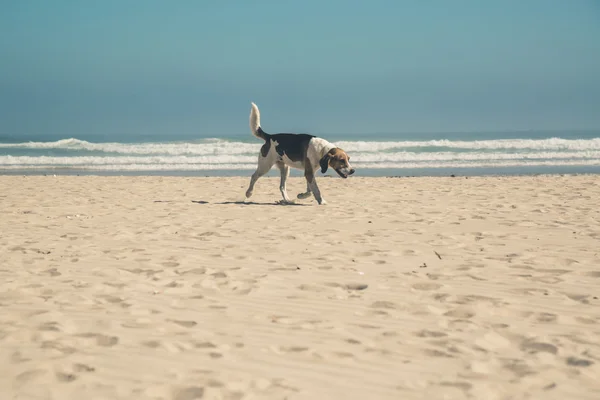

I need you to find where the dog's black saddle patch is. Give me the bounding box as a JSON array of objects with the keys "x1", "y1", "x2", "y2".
[{"x1": 271, "y1": 133, "x2": 315, "y2": 162}]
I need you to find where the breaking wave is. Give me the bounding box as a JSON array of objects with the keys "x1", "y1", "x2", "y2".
[{"x1": 1, "y1": 136, "x2": 600, "y2": 172}]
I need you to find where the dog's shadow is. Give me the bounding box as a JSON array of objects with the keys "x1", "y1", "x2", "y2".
[
  {"x1": 155, "y1": 200, "x2": 308, "y2": 206},
  {"x1": 216, "y1": 200, "x2": 309, "y2": 207}
]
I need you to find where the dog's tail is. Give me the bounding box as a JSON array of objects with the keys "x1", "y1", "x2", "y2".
[{"x1": 249, "y1": 102, "x2": 268, "y2": 141}]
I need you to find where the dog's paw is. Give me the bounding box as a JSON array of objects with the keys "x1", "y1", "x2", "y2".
[
  {"x1": 297, "y1": 192, "x2": 312, "y2": 199},
  {"x1": 318, "y1": 199, "x2": 327, "y2": 205}
]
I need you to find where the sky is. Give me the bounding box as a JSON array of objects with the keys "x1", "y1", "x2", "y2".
[{"x1": 1, "y1": 0, "x2": 599, "y2": 141}]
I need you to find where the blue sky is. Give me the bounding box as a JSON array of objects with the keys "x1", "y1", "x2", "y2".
[{"x1": 1, "y1": 0, "x2": 599, "y2": 140}]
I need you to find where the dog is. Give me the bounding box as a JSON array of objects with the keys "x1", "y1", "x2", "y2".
[{"x1": 244, "y1": 102, "x2": 355, "y2": 205}]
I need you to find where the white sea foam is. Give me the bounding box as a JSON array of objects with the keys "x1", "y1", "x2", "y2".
[
  {"x1": 3, "y1": 137, "x2": 600, "y2": 155},
  {"x1": 2, "y1": 151, "x2": 599, "y2": 167},
  {"x1": 0, "y1": 155, "x2": 257, "y2": 166},
  {"x1": 0, "y1": 138, "x2": 261, "y2": 155},
  {"x1": 2, "y1": 136, "x2": 600, "y2": 172},
  {"x1": 336, "y1": 138, "x2": 600, "y2": 152},
  {"x1": 350, "y1": 151, "x2": 600, "y2": 162}
]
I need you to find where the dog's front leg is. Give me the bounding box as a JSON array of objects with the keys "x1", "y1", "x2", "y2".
[
  {"x1": 304, "y1": 169, "x2": 326, "y2": 205},
  {"x1": 297, "y1": 181, "x2": 312, "y2": 200}
]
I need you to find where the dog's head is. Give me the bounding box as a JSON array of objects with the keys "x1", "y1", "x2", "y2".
[{"x1": 320, "y1": 148, "x2": 355, "y2": 179}]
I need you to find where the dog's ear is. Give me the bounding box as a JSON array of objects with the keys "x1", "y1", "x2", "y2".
[{"x1": 320, "y1": 154, "x2": 330, "y2": 173}]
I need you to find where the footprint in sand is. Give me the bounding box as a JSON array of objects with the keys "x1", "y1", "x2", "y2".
[
  {"x1": 10, "y1": 351, "x2": 30, "y2": 364},
  {"x1": 194, "y1": 341, "x2": 217, "y2": 349},
  {"x1": 99, "y1": 295, "x2": 125, "y2": 304},
  {"x1": 15, "y1": 369, "x2": 47, "y2": 384},
  {"x1": 176, "y1": 267, "x2": 207, "y2": 276},
  {"x1": 55, "y1": 371, "x2": 77, "y2": 382},
  {"x1": 423, "y1": 349, "x2": 455, "y2": 358},
  {"x1": 168, "y1": 319, "x2": 198, "y2": 328},
  {"x1": 370, "y1": 301, "x2": 397, "y2": 309},
  {"x1": 73, "y1": 363, "x2": 95, "y2": 373},
  {"x1": 324, "y1": 282, "x2": 369, "y2": 291},
  {"x1": 452, "y1": 295, "x2": 502, "y2": 306},
  {"x1": 511, "y1": 288, "x2": 548, "y2": 296},
  {"x1": 74, "y1": 333, "x2": 119, "y2": 347},
  {"x1": 298, "y1": 284, "x2": 326, "y2": 293},
  {"x1": 566, "y1": 357, "x2": 594, "y2": 367},
  {"x1": 411, "y1": 283, "x2": 442, "y2": 291},
  {"x1": 173, "y1": 387, "x2": 205, "y2": 400},
  {"x1": 161, "y1": 261, "x2": 180, "y2": 268},
  {"x1": 142, "y1": 340, "x2": 161, "y2": 348},
  {"x1": 354, "y1": 323, "x2": 381, "y2": 330},
  {"x1": 41, "y1": 268, "x2": 61, "y2": 277},
  {"x1": 502, "y1": 359, "x2": 536, "y2": 378},
  {"x1": 269, "y1": 266, "x2": 301, "y2": 272},
  {"x1": 41, "y1": 340, "x2": 77, "y2": 354},
  {"x1": 532, "y1": 276, "x2": 563, "y2": 284},
  {"x1": 124, "y1": 268, "x2": 162, "y2": 277},
  {"x1": 535, "y1": 313, "x2": 558, "y2": 323},
  {"x1": 443, "y1": 308, "x2": 475, "y2": 319},
  {"x1": 333, "y1": 351, "x2": 355, "y2": 359},
  {"x1": 416, "y1": 330, "x2": 448, "y2": 338},
  {"x1": 38, "y1": 321, "x2": 61, "y2": 331},
  {"x1": 439, "y1": 381, "x2": 472, "y2": 394},
  {"x1": 280, "y1": 346, "x2": 310, "y2": 353},
  {"x1": 96, "y1": 335, "x2": 119, "y2": 347},
  {"x1": 564, "y1": 293, "x2": 591, "y2": 304},
  {"x1": 520, "y1": 340, "x2": 558, "y2": 355}
]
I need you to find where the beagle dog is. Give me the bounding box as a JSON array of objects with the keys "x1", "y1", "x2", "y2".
[{"x1": 244, "y1": 102, "x2": 355, "y2": 205}]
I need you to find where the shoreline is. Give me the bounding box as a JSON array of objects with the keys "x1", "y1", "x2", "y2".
[{"x1": 2, "y1": 164, "x2": 600, "y2": 178}]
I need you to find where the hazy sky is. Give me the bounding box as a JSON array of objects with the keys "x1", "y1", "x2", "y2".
[{"x1": 1, "y1": 0, "x2": 599, "y2": 140}]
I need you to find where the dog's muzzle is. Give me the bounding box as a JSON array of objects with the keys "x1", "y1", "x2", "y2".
[{"x1": 337, "y1": 167, "x2": 355, "y2": 179}]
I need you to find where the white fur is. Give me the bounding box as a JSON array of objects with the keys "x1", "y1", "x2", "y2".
[
  {"x1": 281, "y1": 154, "x2": 304, "y2": 170},
  {"x1": 307, "y1": 137, "x2": 335, "y2": 172},
  {"x1": 249, "y1": 102, "x2": 261, "y2": 138}
]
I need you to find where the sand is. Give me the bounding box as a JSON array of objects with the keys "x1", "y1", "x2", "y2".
[{"x1": 1, "y1": 174, "x2": 599, "y2": 400}]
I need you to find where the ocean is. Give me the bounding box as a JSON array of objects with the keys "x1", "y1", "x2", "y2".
[{"x1": 1, "y1": 130, "x2": 600, "y2": 177}]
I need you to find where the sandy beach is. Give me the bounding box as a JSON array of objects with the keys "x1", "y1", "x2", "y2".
[{"x1": 1, "y1": 174, "x2": 599, "y2": 400}]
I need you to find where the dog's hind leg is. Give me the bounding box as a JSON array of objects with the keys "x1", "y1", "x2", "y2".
[
  {"x1": 276, "y1": 162, "x2": 293, "y2": 204},
  {"x1": 245, "y1": 155, "x2": 274, "y2": 201}
]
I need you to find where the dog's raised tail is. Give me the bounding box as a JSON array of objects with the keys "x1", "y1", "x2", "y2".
[{"x1": 249, "y1": 102, "x2": 268, "y2": 140}]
